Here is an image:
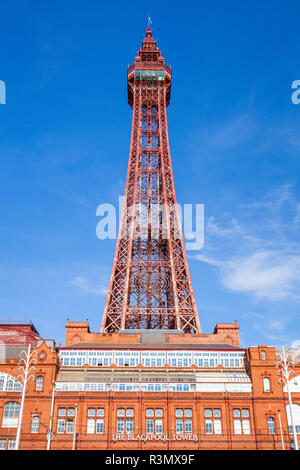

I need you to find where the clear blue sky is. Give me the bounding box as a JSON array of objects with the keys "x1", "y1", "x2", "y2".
[{"x1": 0, "y1": 1, "x2": 300, "y2": 346}]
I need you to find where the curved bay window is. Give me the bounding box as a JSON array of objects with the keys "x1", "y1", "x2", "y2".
[{"x1": 31, "y1": 415, "x2": 39, "y2": 433}]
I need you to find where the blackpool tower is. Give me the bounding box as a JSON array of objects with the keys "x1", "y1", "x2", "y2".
[{"x1": 100, "y1": 27, "x2": 201, "y2": 334}]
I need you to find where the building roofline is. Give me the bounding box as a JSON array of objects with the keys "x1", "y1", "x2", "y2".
[{"x1": 59, "y1": 343, "x2": 245, "y2": 351}]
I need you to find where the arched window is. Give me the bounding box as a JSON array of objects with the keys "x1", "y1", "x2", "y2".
[
  {"x1": 2, "y1": 402, "x2": 20, "y2": 428},
  {"x1": 35, "y1": 376, "x2": 44, "y2": 391}
]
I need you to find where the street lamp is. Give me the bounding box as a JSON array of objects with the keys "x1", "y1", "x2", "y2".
[
  {"x1": 276, "y1": 346, "x2": 299, "y2": 450},
  {"x1": 47, "y1": 382, "x2": 56, "y2": 450},
  {"x1": 15, "y1": 344, "x2": 37, "y2": 450},
  {"x1": 72, "y1": 403, "x2": 78, "y2": 450}
]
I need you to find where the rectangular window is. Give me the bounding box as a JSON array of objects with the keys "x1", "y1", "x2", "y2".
[
  {"x1": 205, "y1": 419, "x2": 213, "y2": 434},
  {"x1": 117, "y1": 418, "x2": 124, "y2": 433},
  {"x1": 147, "y1": 419, "x2": 154, "y2": 434},
  {"x1": 268, "y1": 417, "x2": 275, "y2": 435},
  {"x1": 0, "y1": 439, "x2": 5, "y2": 450},
  {"x1": 234, "y1": 419, "x2": 242, "y2": 435},
  {"x1": 263, "y1": 377, "x2": 271, "y2": 392},
  {"x1": 8, "y1": 440, "x2": 15, "y2": 450},
  {"x1": 243, "y1": 419, "x2": 250, "y2": 435},
  {"x1": 88, "y1": 408, "x2": 96, "y2": 417},
  {"x1": 31, "y1": 416, "x2": 39, "y2": 433},
  {"x1": 155, "y1": 419, "x2": 163, "y2": 434},
  {"x1": 58, "y1": 408, "x2": 66, "y2": 417},
  {"x1": 35, "y1": 376, "x2": 44, "y2": 391},
  {"x1": 214, "y1": 419, "x2": 222, "y2": 435},
  {"x1": 96, "y1": 419, "x2": 104, "y2": 434},
  {"x1": 126, "y1": 418, "x2": 133, "y2": 434},
  {"x1": 205, "y1": 409, "x2": 222, "y2": 434},
  {"x1": 66, "y1": 419, "x2": 74, "y2": 434},
  {"x1": 176, "y1": 419, "x2": 183, "y2": 433},
  {"x1": 233, "y1": 409, "x2": 251, "y2": 435},
  {"x1": 57, "y1": 419, "x2": 65, "y2": 434},
  {"x1": 185, "y1": 419, "x2": 192, "y2": 433},
  {"x1": 87, "y1": 418, "x2": 95, "y2": 434}
]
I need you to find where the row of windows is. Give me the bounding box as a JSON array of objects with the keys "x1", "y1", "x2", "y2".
[
  {"x1": 2, "y1": 402, "x2": 296, "y2": 437},
  {"x1": 0, "y1": 373, "x2": 44, "y2": 392},
  {"x1": 29, "y1": 413, "x2": 300, "y2": 437},
  {"x1": 55, "y1": 406, "x2": 247, "y2": 436},
  {"x1": 54, "y1": 382, "x2": 251, "y2": 393},
  {"x1": 59, "y1": 350, "x2": 245, "y2": 368}
]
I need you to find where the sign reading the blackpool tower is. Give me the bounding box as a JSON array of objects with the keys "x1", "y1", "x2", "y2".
[{"x1": 112, "y1": 433, "x2": 199, "y2": 443}]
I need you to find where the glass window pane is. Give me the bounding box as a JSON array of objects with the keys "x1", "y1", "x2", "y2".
[
  {"x1": 184, "y1": 409, "x2": 192, "y2": 417},
  {"x1": 87, "y1": 418, "x2": 95, "y2": 434},
  {"x1": 58, "y1": 408, "x2": 66, "y2": 417},
  {"x1": 146, "y1": 419, "x2": 154, "y2": 434},
  {"x1": 146, "y1": 408, "x2": 154, "y2": 417},
  {"x1": 205, "y1": 409, "x2": 212, "y2": 417},
  {"x1": 126, "y1": 408, "x2": 134, "y2": 417},
  {"x1": 117, "y1": 418, "x2": 124, "y2": 433},
  {"x1": 36, "y1": 376, "x2": 43, "y2": 391},
  {"x1": 185, "y1": 419, "x2": 192, "y2": 433},
  {"x1": 233, "y1": 409, "x2": 240, "y2": 417},
  {"x1": 117, "y1": 408, "x2": 125, "y2": 417},
  {"x1": 126, "y1": 418, "x2": 133, "y2": 434},
  {"x1": 8, "y1": 440, "x2": 15, "y2": 450},
  {"x1": 176, "y1": 419, "x2": 183, "y2": 433},
  {"x1": 213, "y1": 409, "x2": 221, "y2": 417},
  {"x1": 242, "y1": 409, "x2": 249, "y2": 417},
  {"x1": 234, "y1": 419, "x2": 242, "y2": 435},
  {"x1": 176, "y1": 409, "x2": 183, "y2": 417},
  {"x1": 155, "y1": 409, "x2": 163, "y2": 417},
  {"x1": 57, "y1": 419, "x2": 65, "y2": 434},
  {"x1": 88, "y1": 408, "x2": 95, "y2": 417},
  {"x1": 205, "y1": 419, "x2": 213, "y2": 434},
  {"x1": 243, "y1": 419, "x2": 251, "y2": 435},
  {"x1": 96, "y1": 419, "x2": 104, "y2": 434},
  {"x1": 31, "y1": 416, "x2": 39, "y2": 433},
  {"x1": 214, "y1": 419, "x2": 222, "y2": 435},
  {"x1": 155, "y1": 419, "x2": 163, "y2": 434},
  {"x1": 66, "y1": 419, "x2": 74, "y2": 434}
]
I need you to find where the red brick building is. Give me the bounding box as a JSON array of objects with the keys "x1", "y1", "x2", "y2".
[{"x1": 0, "y1": 321, "x2": 299, "y2": 450}]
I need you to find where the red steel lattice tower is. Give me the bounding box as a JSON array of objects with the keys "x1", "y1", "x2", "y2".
[{"x1": 100, "y1": 27, "x2": 201, "y2": 334}]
